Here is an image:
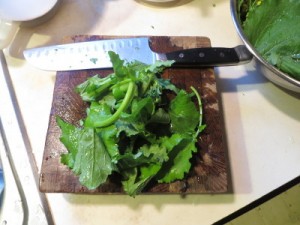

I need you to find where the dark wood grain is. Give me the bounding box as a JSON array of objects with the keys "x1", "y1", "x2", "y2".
[{"x1": 40, "y1": 35, "x2": 230, "y2": 194}]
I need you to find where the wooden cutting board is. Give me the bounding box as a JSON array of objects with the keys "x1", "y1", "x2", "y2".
[{"x1": 40, "y1": 35, "x2": 230, "y2": 194}]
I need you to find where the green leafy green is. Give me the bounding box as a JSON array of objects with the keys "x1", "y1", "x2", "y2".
[
  {"x1": 58, "y1": 51, "x2": 205, "y2": 196},
  {"x1": 74, "y1": 127, "x2": 114, "y2": 189},
  {"x1": 240, "y1": 0, "x2": 300, "y2": 80},
  {"x1": 57, "y1": 117, "x2": 82, "y2": 169},
  {"x1": 169, "y1": 90, "x2": 200, "y2": 136},
  {"x1": 58, "y1": 119, "x2": 115, "y2": 189}
]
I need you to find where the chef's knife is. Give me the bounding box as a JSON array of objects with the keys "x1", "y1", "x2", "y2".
[{"x1": 23, "y1": 37, "x2": 252, "y2": 71}]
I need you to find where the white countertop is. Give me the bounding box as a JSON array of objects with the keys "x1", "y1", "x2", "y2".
[{"x1": 1, "y1": 0, "x2": 300, "y2": 224}]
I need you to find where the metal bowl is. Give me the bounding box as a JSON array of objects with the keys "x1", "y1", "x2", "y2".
[{"x1": 230, "y1": 0, "x2": 300, "y2": 93}]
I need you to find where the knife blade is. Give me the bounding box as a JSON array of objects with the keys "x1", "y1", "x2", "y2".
[{"x1": 23, "y1": 37, "x2": 252, "y2": 71}]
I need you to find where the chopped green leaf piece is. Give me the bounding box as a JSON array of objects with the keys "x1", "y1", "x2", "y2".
[
  {"x1": 75, "y1": 127, "x2": 114, "y2": 189},
  {"x1": 169, "y1": 90, "x2": 200, "y2": 136},
  {"x1": 90, "y1": 58, "x2": 98, "y2": 64}
]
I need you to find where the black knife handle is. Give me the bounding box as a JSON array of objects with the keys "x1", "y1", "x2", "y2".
[{"x1": 165, "y1": 46, "x2": 252, "y2": 67}]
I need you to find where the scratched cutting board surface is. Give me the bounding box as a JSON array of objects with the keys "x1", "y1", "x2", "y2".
[{"x1": 40, "y1": 35, "x2": 230, "y2": 194}]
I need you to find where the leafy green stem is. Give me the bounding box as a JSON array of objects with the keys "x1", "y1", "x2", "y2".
[
  {"x1": 96, "y1": 81, "x2": 136, "y2": 127},
  {"x1": 190, "y1": 86, "x2": 204, "y2": 137}
]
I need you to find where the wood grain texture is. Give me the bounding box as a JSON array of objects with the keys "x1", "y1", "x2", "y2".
[{"x1": 40, "y1": 35, "x2": 230, "y2": 194}]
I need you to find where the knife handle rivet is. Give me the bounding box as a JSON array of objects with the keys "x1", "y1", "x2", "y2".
[
  {"x1": 199, "y1": 52, "x2": 205, "y2": 58},
  {"x1": 179, "y1": 53, "x2": 184, "y2": 58},
  {"x1": 219, "y1": 52, "x2": 225, "y2": 57}
]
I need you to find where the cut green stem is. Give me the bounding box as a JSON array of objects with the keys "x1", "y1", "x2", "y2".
[
  {"x1": 190, "y1": 86, "x2": 204, "y2": 137},
  {"x1": 96, "y1": 81, "x2": 136, "y2": 127}
]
